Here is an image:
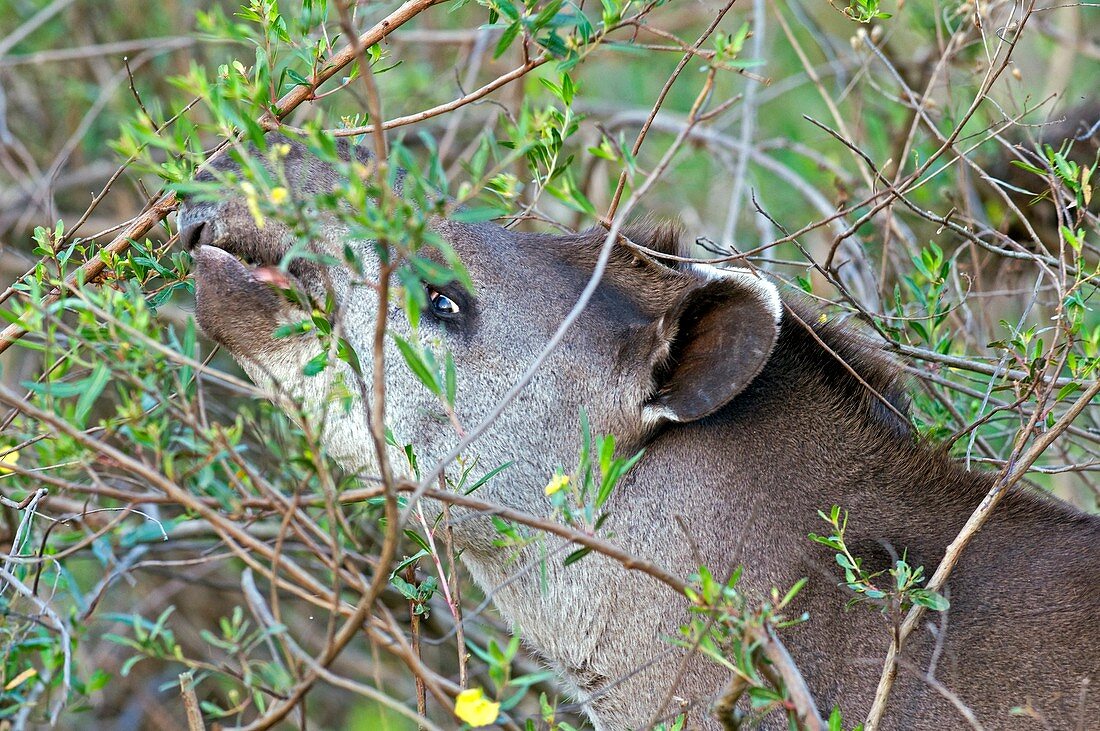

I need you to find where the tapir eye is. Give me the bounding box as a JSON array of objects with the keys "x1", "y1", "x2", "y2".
[{"x1": 428, "y1": 289, "x2": 461, "y2": 317}]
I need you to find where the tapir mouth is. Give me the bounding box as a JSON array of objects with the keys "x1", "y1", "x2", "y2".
[
  {"x1": 178, "y1": 211, "x2": 310, "y2": 289},
  {"x1": 178, "y1": 204, "x2": 320, "y2": 354}
]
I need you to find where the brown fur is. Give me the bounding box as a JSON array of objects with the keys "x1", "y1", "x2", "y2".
[{"x1": 180, "y1": 136, "x2": 1099, "y2": 730}]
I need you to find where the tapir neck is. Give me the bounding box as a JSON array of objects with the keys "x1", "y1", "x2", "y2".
[{"x1": 620, "y1": 329, "x2": 988, "y2": 583}]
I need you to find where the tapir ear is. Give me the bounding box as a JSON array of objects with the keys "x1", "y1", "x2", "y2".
[{"x1": 644, "y1": 266, "x2": 783, "y2": 424}]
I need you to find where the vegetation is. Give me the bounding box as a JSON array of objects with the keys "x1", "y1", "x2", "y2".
[{"x1": 0, "y1": 0, "x2": 1097, "y2": 729}]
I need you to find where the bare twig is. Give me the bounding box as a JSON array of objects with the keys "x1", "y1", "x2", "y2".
[
  {"x1": 0, "y1": 36, "x2": 193, "y2": 67},
  {"x1": 402, "y1": 66, "x2": 727, "y2": 523},
  {"x1": 603, "y1": 0, "x2": 743, "y2": 223},
  {"x1": 0, "y1": 0, "x2": 442, "y2": 355},
  {"x1": 0, "y1": 564, "x2": 72, "y2": 725},
  {"x1": 179, "y1": 672, "x2": 205, "y2": 731},
  {"x1": 747, "y1": 625, "x2": 825, "y2": 731},
  {"x1": 0, "y1": 0, "x2": 76, "y2": 58},
  {"x1": 864, "y1": 377, "x2": 1100, "y2": 729}
]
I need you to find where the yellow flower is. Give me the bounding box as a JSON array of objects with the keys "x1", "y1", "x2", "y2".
[
  {"x1": 0, "y1": 450, "x2": 19, "y2": 474},
  {"x1": 454, "y1": 687, "x2": 500, "y2": 728},
  {"x1": 544, "y1": 472, "x2": 570, "y2": 496},
  {"x1": 241, "y1": 182, "x2": 264, "y2": 228},
  {"x1": 269, "y1": 186, "x2": 289, "y2": 205}
]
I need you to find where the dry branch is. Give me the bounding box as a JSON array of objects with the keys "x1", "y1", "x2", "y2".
[
  {"x1": 0, "y1": 0, "x2": 443, "y2": 355},
  {"x1": 178, "y1": 672, "x2": 205, "y2": 731},
  {"x1": 864, "y1": 377, "x2": 1100, "y2": 729}
]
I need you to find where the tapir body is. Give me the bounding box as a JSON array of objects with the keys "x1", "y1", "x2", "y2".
[{"x1": 179, "y1": 137, "x2": 1099, "y2": 730}]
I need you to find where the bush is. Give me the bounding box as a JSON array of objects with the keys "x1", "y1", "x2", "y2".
[{"x1": 0, "y1": 1, "x2": 1097, "y2": 728}]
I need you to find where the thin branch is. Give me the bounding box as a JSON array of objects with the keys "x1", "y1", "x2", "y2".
[
  {"x1": 179, "y1": 672, "x2": 205, "y2": 731},
  {"x1": 401, "y1": 68, "x2": 725, "y2": 524},
  {"x1": 864, "y1": 377, "x2": 1100, "y2": 729},
  {"x1": 0, "y1": 0, "x2": 442, "y2": 355}
]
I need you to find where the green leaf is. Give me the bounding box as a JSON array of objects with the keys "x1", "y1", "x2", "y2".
[
  {"x1": 390, "y1": 549, "x2": 430, "y2": 577},
  {"x1": 808, "y1": 533, "x2": 844, "y2": 551},
  {"x1": 390, "y1": 574, "x2": 420, "y2": 601},
  {"x1": 86, "y1": 668, "x2": 112, "y2": 692},
  {"x1": 120, "y1": 655, "x2": 145, "y2": 677},
  {"x1": 284, "y1": 67, "x2": 310, "y2": 88},
  {"x1": 779, "y1": 577, "x2": 808, "y2": 607},
  {"x1": 74, "y1": 362, "x2": 111, "y2": 427},
  {"x1": 397, "y1": 266, "x2": 426, "y2": 331},
  {"x1": 465, "y1": 461, "x2": 512, "y2": 494},
  {"x1": 563, "y1": 547, "x2": 591, "y2": 566},
  {"x1": 337, "y1": 337, "x2": 362, "y2": 375},
  {"x1": 23, "y1": 380, "x2": 85, "y2": 398},
  {"x1": 451, "y1": 206, "x2": 507, "y2": 223},
  {"x1": 494, "y1": 22, "x2": 520, "y2": 59},
  {"x1": 531, "y1": 0, "x2": 564, "y2": 30},
  {"x1": 444, "y1": 352, "x2": 457, "y2": 406},
  {"x1": 747, "y1": 686, "x2": 782, "y2": 709},
  {"x1": 1057, "y1": 382, "x2": 1081, "y2": 401},
  {"x1": 393, "y1": 335, "x2": 441, "y2": 395},
  {"x1": 404, "y1": 530, "x2": 432, "y2": 553},
  {"x1": 909, "y1": 588, "x2": 950, "y2": 611},
  {"x1": 597, "y1": 435, "x2": 615, "y2": 476},
  {"x1": 409, "y1": 256, "x2": 456, "y2": 286},
  {"x1": 1009, "y1": 159, "x2": 1046, "y2": 176},
  {"x1": 407, "y1": 255, "x2": 453, "y2": 285},
  {"x1": 303, "y1": 351, "x2": 328, "y2": 376}
]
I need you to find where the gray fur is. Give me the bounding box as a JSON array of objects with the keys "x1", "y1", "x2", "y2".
[{"x1": 179, "y1": 137, "x2": 1098, "y2": 730}]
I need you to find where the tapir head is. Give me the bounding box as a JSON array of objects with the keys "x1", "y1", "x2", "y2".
[{"x1": 178, "y1": 135, "x2": 783, "y2": 504}]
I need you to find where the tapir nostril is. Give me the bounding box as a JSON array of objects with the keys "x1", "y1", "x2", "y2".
[{"x1": 179, "y1": 221, "x2": 208, "y2": 252}]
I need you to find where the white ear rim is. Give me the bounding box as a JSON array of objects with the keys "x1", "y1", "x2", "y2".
[
  {"x1": 642, "y1": 403, "x2": 682, "y2": 427},
  {"x1": 692, "y1": 263, "x2": 783, "y2": 324}
]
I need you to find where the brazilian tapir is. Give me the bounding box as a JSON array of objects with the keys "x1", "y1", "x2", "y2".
[{"x1": 178, "y1": 136, "x2": 1098, "y2": 730}]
